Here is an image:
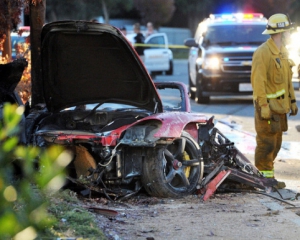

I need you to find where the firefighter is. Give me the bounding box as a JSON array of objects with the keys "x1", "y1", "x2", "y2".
[{"x1": 251, "y1": 13, "x2": 298, "y2": 189}]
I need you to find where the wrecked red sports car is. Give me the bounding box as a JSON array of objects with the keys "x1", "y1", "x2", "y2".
[{"x1": 1, "y1": 21, "x2": 276, "y2": 201}]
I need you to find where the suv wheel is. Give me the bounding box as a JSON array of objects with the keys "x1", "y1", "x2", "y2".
[
  {"x1": 188, "y1": 66, "x2": 196, "y2": 99},
  {"x1": 166, "y1": 60, "x2": 173, "y2": 75},
  {"x1": 196, "y1": 75, "x2": 209, "y2": 104}
]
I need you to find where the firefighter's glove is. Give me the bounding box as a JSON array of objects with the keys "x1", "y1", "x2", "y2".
[
  {"x1": 290, "y1": 102, "x2": 298, "y2": 116},
  {"x1": 260, "y1": 104, "x2": 272, "y2": 119}
]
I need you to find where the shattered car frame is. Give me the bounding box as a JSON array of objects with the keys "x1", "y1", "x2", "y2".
[{"x1": 1, "y1": 21, "x2": 277, "y2": 201}]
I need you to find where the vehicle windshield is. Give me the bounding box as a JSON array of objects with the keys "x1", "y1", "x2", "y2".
[
  {"x1": 63, "y1": 103, "x2": 140, "y2": 111},
  {"x1": 0, "y1": 33, "x2": 30, "y2": 60},
  {"x1": 63, "y1": 87, "x2": 184, "y2": 112},
  {"x1": 203, "y1": 24, "x2": 269, "y2": 46},
  {"x1": 11, "y1": 34, "x2": 30, "y2": 59},
  {"x1": 156, "y1": 87, "x2": 183, "y2": 111}
]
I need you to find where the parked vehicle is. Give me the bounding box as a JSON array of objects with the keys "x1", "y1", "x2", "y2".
[
  {"x1": 0, "y1": 21, "x2": 276, "y2": 200},
  {"x1": 11, "y1": 27, "x2": 30, "y2": 60},
  {"x1": 184, "y1": 13, "x2": 269, "y2": 103},
  {"x1": 0, "y1": 26, "x2": 30, "y2": 60},
  {"x1": 126, "y1": 32, "x2": 173, "y2": 77}
]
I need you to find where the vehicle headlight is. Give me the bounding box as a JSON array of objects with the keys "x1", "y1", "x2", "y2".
[
  {"x1": 121, "y1": 125, "x2": 159, "y2": 146},
  {"x1": 124, "y1": 126, "x2": 147, "y2": 142},
  {"x1": 203, "y1": 57, "x2": 220, "y2": 70}
]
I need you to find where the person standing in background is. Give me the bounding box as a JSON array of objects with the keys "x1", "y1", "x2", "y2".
[
  {"x1": 251, "y1": 13, "x2": 298, "y2": 189},
  {"x1": 133, "y1": 23, "x2": 145, "y2": 60},
  {"x1": 145, "y1": 22, "x2": 156, "y2": 37}
]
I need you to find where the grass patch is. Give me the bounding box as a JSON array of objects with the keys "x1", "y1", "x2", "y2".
[
  {"x1": 40, "y1": 189, "x2": 106, "y2": 239},
  {"x1": 172, "y1": 48, "x2": 189, "y2": 59}
]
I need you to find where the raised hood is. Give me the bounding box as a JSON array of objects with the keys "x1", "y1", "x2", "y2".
[{"x1": 41, "y1": 21, "x2": 163, "y2": 113}]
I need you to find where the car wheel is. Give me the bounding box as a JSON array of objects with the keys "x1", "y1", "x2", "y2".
[
  {"x1": 196, "y1": 74, "x2": 209, "y2": 104},
  {"x1": 142, "y1": 132, "x2": 203, "y2": 198},
  {"x1": 25, "y1": 112, "x2": 50, "y2": 144},
  {"x1": 166, "y1": 60, "x2": 173, "y2": 75}
]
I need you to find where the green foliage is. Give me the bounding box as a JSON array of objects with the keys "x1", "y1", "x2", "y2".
[
  {"x1": 172, "y1": 48, "x2": 189, "y2": 59},
  {"x1": 44, "y1": 190, "x2": 106, "y2": 239},
  {"x1": 133, "y1": 0, "x2": 176, "y2": 27},
  {"x1": 101, "y1": 0, "x2": 133, "y2": 17},
  {"x1": 46, "y1": 0, "x2": 89, "y2": 21},
  {"x1": 45, "y1": 0, "x2": 133, "y2": 23},
  {"x1": 175, "y1": 0, "x2": 213, "y2": 14},
  {"x1": 0, "y1": 103, "x2": 72, "y2": 239},
  {"x1": 173, "y1": 0, "x2": 300, "y2": 33},
  {"x1": 290, "y1": 0, "x2": 300, "y2": 25}
]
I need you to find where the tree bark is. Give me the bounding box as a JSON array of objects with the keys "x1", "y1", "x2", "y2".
[
  {"x1": 2, "y1": 28, "x2": 12, "y2": 61},
  {"x1": 2, "y1": 0, "x2": 12, "y2": 61},
  {"x1": 30, "y1": 0, "x2": 46, "y2": 106}
]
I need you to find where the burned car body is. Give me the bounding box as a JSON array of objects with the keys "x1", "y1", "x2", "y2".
[
  {"x1": 23, "y1": 21, "x2": 209, "y2": 199},
  {"x1": 1, "y1": 21, "x2": 277, "y2": 200}
]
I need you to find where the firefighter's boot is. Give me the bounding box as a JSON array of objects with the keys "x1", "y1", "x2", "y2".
[{"x1": 274, "y1": 180, "x2": 286, "y2": 189}]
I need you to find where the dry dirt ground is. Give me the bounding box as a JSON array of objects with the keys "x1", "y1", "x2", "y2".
[{"x1": 76, "y1": 157, "x2": 300, "y2": 240}]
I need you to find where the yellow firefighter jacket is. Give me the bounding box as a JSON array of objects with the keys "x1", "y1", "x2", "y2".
[{"x1": 251, "y1": 38, "x2": 296, "y2": 114}]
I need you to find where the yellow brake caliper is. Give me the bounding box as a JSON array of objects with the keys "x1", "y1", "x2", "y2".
[{"x1": 182, "y1": 151, "x2": 191, "y2": 178}]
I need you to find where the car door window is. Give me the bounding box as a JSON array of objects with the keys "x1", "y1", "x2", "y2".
[
  {"x1": 156, "y1": 87, "x2": 183, "y2": 111},
  {"x1": 147, "y1": 36, "x2": 165, "y2": 49}
]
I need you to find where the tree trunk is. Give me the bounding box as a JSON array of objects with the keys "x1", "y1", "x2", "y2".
[
  {"x1": 2, "y1": 28, "x2": 12, "y2": 61},
  {"x1": 30, "y1": 0, "x2": 46, "y2": 106},
  {"x1": 2, "y1": 0, "x2": 12, "y2": 61},
  {"x1": 188, "y1": 12, "x2": 202, "y2": 35}
]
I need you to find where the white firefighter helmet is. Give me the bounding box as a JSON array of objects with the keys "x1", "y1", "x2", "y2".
[{"x1": 262, "y1": 13, "x2": 294, "y2": 35}]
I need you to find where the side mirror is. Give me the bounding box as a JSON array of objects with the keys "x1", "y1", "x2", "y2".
[{"x1": 184, "y1": 38, "x2": 198, "y2": 48}]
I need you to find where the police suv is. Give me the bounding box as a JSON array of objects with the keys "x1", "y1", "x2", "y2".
[{"x1": 184, "y1": 13, "x2": 269, "y2": 103}]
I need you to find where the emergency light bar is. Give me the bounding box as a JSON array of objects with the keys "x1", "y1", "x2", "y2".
[{"x1": 210, "y1": 13, "x2": 265, "y2": 21}]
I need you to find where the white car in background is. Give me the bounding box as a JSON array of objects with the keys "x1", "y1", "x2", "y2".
[{"x1": 126, "y1": 32, "x2": 173, "y2": 77}]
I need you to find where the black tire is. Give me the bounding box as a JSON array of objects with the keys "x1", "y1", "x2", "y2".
[
  {"x1": 142, "y1": 132, "x2": 203, "y2": 198},
  {"x1": 166, "y1": 60, "x2": 173, "y2": 75},
  {"x1": 188, "y1": 64, "x2": 196, "y2": 99},
  {"x1": 151, "y1": 71, "x2": 163, "y2": 79},
  {"x1": 196, "y1": 74, "x2": 210, "y2": 104},
  {"x1": 189, "y1": 76, "x2": 196, "y2": 100},
  {"x1": 25, "y1": 112, "x2": 50, "y2": 144}
]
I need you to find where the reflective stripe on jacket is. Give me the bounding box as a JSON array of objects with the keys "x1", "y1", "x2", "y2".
[{"x1": 251, "y1": 38, "x2": 296, "y2": 114}]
